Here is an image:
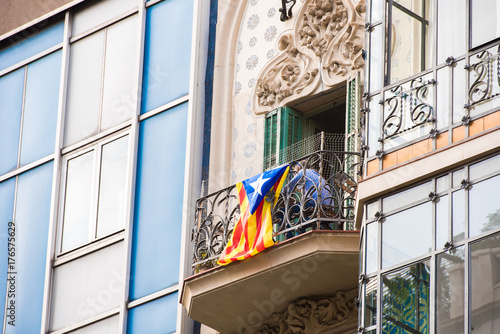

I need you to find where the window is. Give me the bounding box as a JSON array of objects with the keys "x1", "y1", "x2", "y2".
[
  {"x1": 59, "y1": 134, "x2": 129, "y2": 253},
  {"x1": 470, "y1": 0, "x2": 500, "y2": 49},
  {"x1": 361, "y1": 153, "x2": 500, "y2": 333},
  {"x1": 263, "y1": 75, "x2": 360, "y2": 170},
  {"x1": 385, "y1": 0, "x2": 433, "y2": 85},
  {"x1": 64, "y1": 15, "x2": 138, "y2": 147}
]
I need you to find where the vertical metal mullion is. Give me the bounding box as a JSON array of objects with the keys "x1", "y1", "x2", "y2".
[
  {"x1": 420, "y1": 0, "x2": 426, "y2": 72},
  {"x1": 119, "y1": 0, "x2": 146, "y2": 331},
  {"x1": 41, "y1": 11, "x2": 72, "y2": 334},
  {"x1": 90, "y1": 145, "x2": 102, "y2": 242},
  {"x1": 97, "y1": 28, "x2": 108, "y2": 134},
  {"x1": 432, "y1": 0, "x2": 438, "y2": 152},
  {"x1": 16, "y1": 67, "x2": 28, "y2": 169},
  {"x1": 385, "y1": 0, "x2": 392, "y2": 86},
  {"x1": 376, "y1": 198, "x2": 383, "y2": 334}
]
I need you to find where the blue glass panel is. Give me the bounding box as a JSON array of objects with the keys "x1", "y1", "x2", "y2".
[
  {"x1": 130, "y1": 103, "x2": 188, "y2": 300},
  {"x1": 0, "y1": 21, "x2": 64, "y2": 72},
  {"x1": 127, "y1": 293, "x2": 178, "y2": 334},
  {"x1": 0, "y1": 69, "x2": 24, "y2": 175},
  {"x1": 141, "y1": 0, "x2": 193, "y2": 113},
  {"x1": 0, "y1": 178, "x2": 16, "y2": 329},
  {"x1": 20, "y1": 51, "x2": 62, "y2": 165},
  {"x1": 5, "y1": 162, "x2": 53, "y2": 333}
]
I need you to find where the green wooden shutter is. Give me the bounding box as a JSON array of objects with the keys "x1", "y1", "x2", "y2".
[
  {"x1": 345, "y1": 73, "x2": 360, "y2": 177},
  {"x1": 264, "y1": 107, "x2": 303, "y2": 169}
]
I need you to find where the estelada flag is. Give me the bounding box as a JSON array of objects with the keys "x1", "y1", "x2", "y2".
[{"x1": 217, "y1": 164, "x2": 290, "y2": 265}]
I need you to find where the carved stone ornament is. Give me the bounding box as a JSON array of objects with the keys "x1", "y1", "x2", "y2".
[
  {"x1": 251, "y1": 289, "x2": 358, "y2": 334},
  {"x1": 253, "y1": 0, "x2": 365, "y2": 115}
]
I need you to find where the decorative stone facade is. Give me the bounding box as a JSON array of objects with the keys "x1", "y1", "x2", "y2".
[{"x1": 253, "y1": 0, "x2": 365, "y2": 115}]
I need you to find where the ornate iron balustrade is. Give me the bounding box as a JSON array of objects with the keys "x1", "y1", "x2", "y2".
[
  {"x1": 191, "y1": 151, "x2": 361, "y2": 272},
  {"x1": 382, "y1": 77, "x2": 436, "y2": 141},
  {"x1": 467, "y1": 45, "x2": 500, "y2": 108}
]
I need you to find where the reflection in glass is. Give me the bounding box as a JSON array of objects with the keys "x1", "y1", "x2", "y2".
[
  {"x1": 452, "y1": 190, "x2": 465, "y2": 242},
  {"x1": 383, "y1": 181, "x2": 431, "y2": 213},
  {"x1": 366, "y1": 222, "x2": 379, "y2": 274},
  {"x1": 382, "y1": 260, "x2": 430, "y2": 334},
  {"x1": 61, "y1": 151, "x2": 95, "y2": 252},
  {"x1": 436, "y1": 247, "x2": 464, "y2": 334},
  {"x1": 436, "y1": 195, "x2": 449, "y2": 250},
  {"x1": 387, "y1": 0, "x2": 433, "y2": 84},
  {"x1": 368, "y1": 94, "x2": 380, "y2": 157},
  {"x1": 469, "y1": 175, "x2": 500, "y2": 237},
  {"x1": 470, "y1": 232, "x2": 500, "y2": 333},
  {"x1": 365, "y1": 278, "x2": 377, "y2": 327},
  {"x1": 96, "y1": 136, "x2": 129, "y2": 238},
  {"x1": 382, "y1": 202, "x2": 432, "y2": 269}
]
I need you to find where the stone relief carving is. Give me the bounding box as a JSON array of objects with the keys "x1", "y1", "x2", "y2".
[
  {"x1": 252, "y1": 289, "x2": 358, "y2": 334},
  {"x1": 253, "y1": 0, "x2": 365, "y2": 114},
  {"x1": 255, "y1": 33, "x2": 321, "y2": 110}
]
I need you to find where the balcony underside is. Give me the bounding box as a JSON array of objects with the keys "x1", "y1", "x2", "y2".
[{"x1": 181, "y1": 230, "x2": 359, "y2": 334}]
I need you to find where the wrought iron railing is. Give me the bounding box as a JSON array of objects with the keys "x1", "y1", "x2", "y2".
[
  {"x1": 467, "y1": 45, "x2": 500, "y2": 108},
  {"x1": 191, "y1": 150, "x2": 361, "y2": 271}
]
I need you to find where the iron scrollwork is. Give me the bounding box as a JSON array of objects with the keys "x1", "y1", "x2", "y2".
[
  {"x1": 467, "y1": 45, "x2": 500, "y2": 108},
  {"x1": 382, "y1": 77, "x2": 435, "y2": 140},
  {"x1": 191, "y1": 151, "x2": 361, "y2": 272}
]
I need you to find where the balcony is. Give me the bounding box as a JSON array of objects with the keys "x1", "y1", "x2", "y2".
[{"x1": 181, "y1": 145, "x2": 361, "y2": 333}]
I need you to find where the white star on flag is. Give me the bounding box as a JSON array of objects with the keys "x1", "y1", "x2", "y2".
[{"x1": 249, "y1": 173, "x2": 270, "y2": 201}]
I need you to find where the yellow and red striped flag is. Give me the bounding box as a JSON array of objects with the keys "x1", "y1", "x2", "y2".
[{"x1": 217, "y1": 164, "x2": 290, "y2": 265}]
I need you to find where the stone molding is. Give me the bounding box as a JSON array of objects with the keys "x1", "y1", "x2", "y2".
[
  {"x1": 253, "y1": 289, "x2": 358, "y2": 334},
  {"x1": 253, "y1": 0, "x2": 365, "y2": 115}
]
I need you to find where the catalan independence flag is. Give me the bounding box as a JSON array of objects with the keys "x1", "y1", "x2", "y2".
[{"x1": 217, "y1": 164, "x2": 290, "y2": 265}]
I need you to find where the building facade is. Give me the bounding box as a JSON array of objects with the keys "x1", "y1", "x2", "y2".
[
  {"x1": 0, "y1": 0, "x2": 209, "y2": 333},
  {"x1": 357, "y1": 1, "x2": 500, "y2": 334}
]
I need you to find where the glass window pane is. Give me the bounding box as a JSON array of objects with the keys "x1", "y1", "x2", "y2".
[
  {"x1": 436, "y1": 174, "x2": 450, "y2": 193},
  {"x1": 470, "y1": 232, "x2": 500, "y2": 333},
  {"x1": 469, "y1": 175, "x2": 500, "y2": 237},
  {"x1": 366, "y1": 221, "x2": 379, "y2": 274},
  {"x1": 101, "y1": 15, "x2": 138, "y2": 131},
  {"x1": 96, "y1": 136, "x2": 129, "y2": 238},
  {"x1": 452, "y1": 60, "x2": 466, "y2": 125},
  {"x1": 65, "y1": 31, "x2": 104, "y2": 147},
  {"x1": 365, "y1": 278, "x2": 377, "y2": 327},
  {"x1": 68, "y1": 315, "x2": 119, "y2": 333},
  {"x1": 367, "y1": 94, "x2": 380, "y2": 157},
  {"x1": 469, "y1": 154, "x2": 500, "y2": 181},
  {"x1": 452, "y1": 189, "x2": 465, "y2": 242},
  {"x1": 383, "y1": 181, "x2": 432, "y2": 213},
  {"x1": 436, "y1": 67, "x2": 450, "y2": 130},
  {"x1": 61, "y1": 151, "x2": 95, "y2": 252},
  {"x1": 0, "y1": 69, "x2": 24, "y2": 174},
  {"x1": 369, "y1": 25, "x2": 382, "y2": 92},
  {"x1": 436, "y1": 246, "x2": 465, "y2": 334},
  {"x1": 0, "y1": 178, "x2": 15, "y2": 329},
  {"x1": 436, "y1": 195, "x2": 449, "y2": 249},
  {"x1": 20, "y1": 51, "x2": 62, "y2": 165},
  {"x1": 382, "y1": 260, "x2": 430, "y2": 334},
  {"x1": 72, "y1": 0, "x2": 137, "y2": 36},
  {"x1": 8, "y1": 162, "x2": 53, "y2": 333},
  {"x1": 141, "y1": 0, "x2": 193, "y2": 113},
  {"x1": 50, "y1": 242, "x2": 125, "y2": 331},
  {"x1": 470, "y1": 0, "x2": 500, "y2": 48},
  {"x1": 130, "y1": 103, "x2": 188, "y2": 300},
  {"x1": 371, "y1": 0, "x2": 383, "y2": 22},
  {"x1": 0, "y1": 21, "x2": 64, "y2": 72},
  {"x1": 382, "y1": 202, "x2": 432, "y2": 268},
  {"x1": 452, "y1": 168, "x2": 465, "y2": 187},
  {"x1": 388, "y1": 1, "x2": 433, "y2": 84},
  {"x1": 127, "y1": 293, "x2": 178, "y2": 334},
  {"x1": 437, "y1": 0, "x2": 465, "y2": 64}
]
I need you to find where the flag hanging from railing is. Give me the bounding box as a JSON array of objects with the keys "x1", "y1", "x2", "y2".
[{"x1": 217, "y1": 164, "x2": 290, "y2": 265}]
